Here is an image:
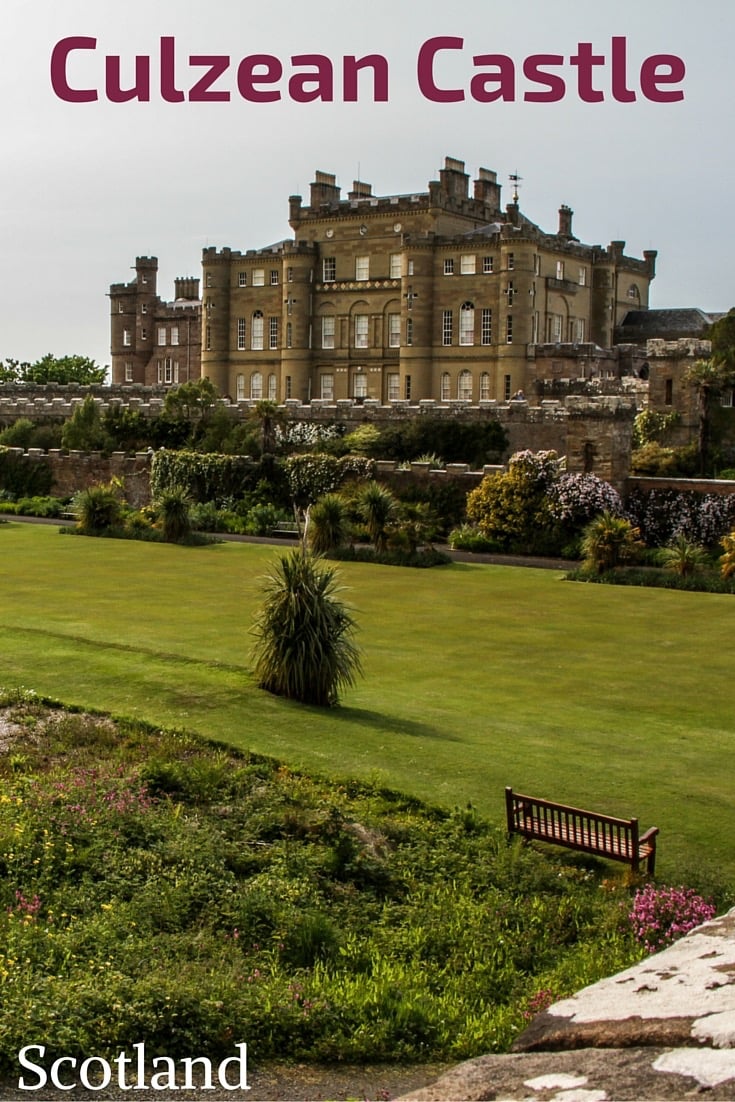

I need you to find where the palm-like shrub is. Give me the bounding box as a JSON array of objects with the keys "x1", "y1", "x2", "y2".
[
  {"x1": 358, "y1": 481, "x2": 397, "y2": 553},
  {"x1": 74, "y1": 482, "x2": 122, "y2": 534},
  {"x1": 581, "y1": 511, "x2": 642, "y2": 574},
  {"x1": 308, "y1": 494, "x2": 349, "y2": 554},
  {"x1": 251, "y1": 550, "x2": 363, "y2": 707},
  {"x1": 155, "y1": 486, "x2": 192, "y2": 543},
  {"x1": 657, "y1": 534, "x2": 709, "y2": 577}
]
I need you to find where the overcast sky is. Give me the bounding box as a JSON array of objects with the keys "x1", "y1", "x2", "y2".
[{"x1": 2, "y1": 0, "x2": 733, "y2": 370}]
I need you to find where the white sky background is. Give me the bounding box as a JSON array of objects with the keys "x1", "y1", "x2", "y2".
[{"x1": 1, "y1": 0, "x2": 733, "y2": 370}]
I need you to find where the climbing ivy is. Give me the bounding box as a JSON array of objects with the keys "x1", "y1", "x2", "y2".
[{"x1": 150, "y1": 449, "x2": 254, "y2": 504}]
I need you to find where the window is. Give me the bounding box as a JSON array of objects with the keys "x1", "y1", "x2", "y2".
[
  {"x1": 506, "y1": 316, "x2": 513, "y2": 343},
  {"x1": 159, "y1": 357, "x2": 176, "y2": 384},
  {"x1": 285, "y1": 376, "x2": 292, "y2": 399},
  {"x1": 573, "y1": 318, "x2": 585, "y2": 343},
  {"x1": 459, "y1": 302, "x2": 475, "y2": 346},
  {"x1": 252, "y1": 269, "x2": 265, "y2": 287},
  {"x1": 550, "y1": 314, "x2": 562, "y2": 342},
  {"x1": 504, "y1": 375, "x2": 512, "y2": 401},
  {"x1": 268, "y1": 374, "x2": 277, "y2": 401},
  {"x1": 388, "y1": 313, "x2": 401, "y2": 348},
  {"x1": 407, "y1": 260, "x2": 414, "y2": 276},
  {"x1": 323, "y1": 257, "x2": 336, "y2": 282},
  {"x1": 481, "y1": 308, "x2": 492, "y2": 345},
  {"x1": 251, "y1": 311, "x2": 264, "y2": 350},
  {"x1": 507, "y1": 253, "x2": 515, "y2": 271},
  {"x1": 321, "y1": 316, "x2": 335, "y2": 349},
  {"x1": 141, "y1": 328, "x2": 147, "y2": 341},
  {"x1": 534, "y1": 254, "x2": 541, "y2": 276},
  {"x1": 238, "y1": 272, "x2": 247, "y2": 287},
  {"x1": 123, "y1": 328, "x2": 132, "y2": 346},
  {"x1": 480, "y1": 372, "x2": 490, "y2": 400},
  {"x1": 460, "y1": 254, "x2": 476, "y2": 275},
  {"x1": 442, "y1": 309, "x2": 453, "y2": 346},
  {"x1": 532, "y1": 312, "x2": 539, "y2": 343},
  {"x1": 250, "y1": 372, "x2": 263, "y2": 399},
  {"x1": 236, "y1": 374, "x2": 245, "y2": 401},
  {"x1": 355, "y1": 256, "x2": 369, "y2": 281},
  {"x1": 270, "y1": 270, "x2": 279, "y2": 286},
  {"x1": 205, "y1": 326, "x2": 211, "y2": 350},
  {"x1": 628, "y1": 284, "x2": 640, "y2": 300},
  {"x1": 353, "y1": 371, "x2": 367, "y2": 399},
  {"x1": 457, "y1": 369, "x2": 472, "y2": 401},
  {"x1": 665, "y1": 378, "x2": 673, "y2": 405},
  {"x1": 287, "y1": 267, "x2": 293, "y2": 283},
  {"x1": 443, "y1": 258, "x2": 454, "y2": 276},
  {"x1": 320, "y1": 374, "x2": 334, "y2": 400},
  {"x1": 286, "y1": 322, "x2": 293, "y2": 349},
  {"x1": 506, "y1": 281, "x2": 515, "y2": 306},
  {"x1": 405, "y1": 375, "x2": 412, "y2": 400},
  {"x1": 387, "y1": 373, "x2": 400, "y2": 401},
  {"x1": 578, "y1": 267, "x2": 587, "y2": 287},
  {"x1": 141, "y1": 303, "x2": 147, "y2": 314},
  {"x1": 440, "y1": 372, "x2": 451, "y2": 401},
  {"x1": 406, "y1": 317, "x2": 413, "y2": 346},
  {"x1": 269, "y1": 317, "x2": 278, "y2": 350},
  {"x1": 556, "y1": 260, "x2": 565, "y2": 280},
  {"x1": 124, "y1": 362, "x2": 133, "y2": 382},
  {"x1": 354, "y1": 314, "x2": 369, "y2": 348},
  {"x1": 206, "y1": 273, "x2": 212, "y2": 288},
  {"x1": 171, "y1": 326, "x2": 179, "y2": 346},
  {"x1": 389, "y1": 254, "x2": 402, "y2": 279},
  {"x1": 483, "y1": 256, "x2": 494, "y2": 274},
  {"x1": 118, "y1": 300, "x2": 124, "y2": 313},
  {"x1": 237, "y1": 318, "x2": 246, "y2": 350}
]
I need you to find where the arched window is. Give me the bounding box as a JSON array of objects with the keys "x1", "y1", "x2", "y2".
[
  {"x1": 479, "y1": 372, "x2": 490, "y2": 401},
  {"x1": 440, "y1": 372, "x2": 451, "y2": 401},
  {"x1": 459, "y1": 302, "x2": 475, "y2": 346},
  {"x1": 251, "y1": 311, "x2": 264, "y2": 350},
  {"x1": 250, "y1": 372, "x2": 263, "y2": 400},
  {"x1": 236, "y1": 374, "x2": 245, "y2": 401},
  {"x1": 458, "y1": 369, "x2": 472, "y2": 400},
  {"x1": 268, "y1": 373, "x2": 277, "y2": 401}
]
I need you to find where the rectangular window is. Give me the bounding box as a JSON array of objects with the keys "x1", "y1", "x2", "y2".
[
  {"x1": 480, "y1": 372, "x2": 490, "y2": 400},
  {"x1": 287, "y1": 267, "x2": 293, "y2": 283},
  {"x1": 123, "y1": 328, "x2": 132, "y2": 346},
  {"x1": 355, "y1": 255, "x2": 369, "y2": 281},
  {"x1": 205, "y1": 326, "x2": 211, "y2": 350},
  {"x1": 270, "y1": 270, "x2": 279, "y2": 286},
  {"x1": 320, "y1": 373, "x2": 334, "y2": 400},
  {"x1": 483, "y1": 256, "x2": 494, "y2": 274},
  {"x1": 443, "y1": 258, "x2": 454, "y2": 275},
  {"x1": 285, "y1": 375, "x2": 292, "y2": 399},
  {"x1": 238, "y1": 272, "x2": 247, "y2": 287},
  {"x1": 321, "y1": 316, "x2": 335, "y2": 349},
  {"x1": 251, "y1": 314, "x2": 264, "y2": 350},
  {"x1": 481, "y1": 308, "x2": 492, "y2": 345},
  {"x1": 141, "y1": 303, "x2": 147, "y2": 314},
  {"x1": 551, "y1": 314, "x2": 562, "y2": 342},
  {"x1": 388, "y1": 314, "x2": 401, "y2": 348},
  {"x1": 268, "y1": 374, "x2": 277, "y2": 401},
  {"x1": 269, "y1": 317, "x2": 278, "y2": 349},
  {"x1": 118, "y1": 300, "x2": 124, "y2": 313},
  {"x1": 407, "y1": 259, "x2": 414, "y2": 276},
  {"x1": 252, "y1": 268, "x2": 265, "y2": 286},
  {"x1": 406, "y1": 317, "x2": 413, "y2": 347},
  {"x1": 387, "y1": 373, "x2": 400, "y2": 401},
  {"x1": 205, "y1": 273, "x2": 212, "y2": 288},
  {"x1": 506, "y1": 281, "x2": 515, "y2": 306},
  {"x1": 354, "y1": 314, "x2": 369, "y2": 348},
  {"x1": 141, "y1": 328, "x2": 147, "y2": 341},
  {"x1": 460, "y1": 254, "x2": 476, "y2": 275},
  {"x1": 353, "y1": 372, "x2": 367, "y2": 399},
  {"x1": 534, "y1": 254, "x2": 541, "y2": 276},
  {"x1": 665, "y1": 378, "x2": 673, "y2": 405},
  {"x1": 124, "y1": 362, "x2": 133, "y2": 382},
  {"x1": 556, "y1": 260, "x2": 565, "y2": 280},
  {"x1": 157, "y1": 361, "x2": 162, "y2": 384},
  {"x1": 389, "y1": 254, "x2": 402, "y2": 279},
  {"x1": 405, "y1": 375, "x2": 412, "y2": 400},
  {"x1": 442, "y1": 309, "x2": 453, "y2": 346},
  {"x1": 578, "y1": 266, "x2": 587, "y2": 286},
  {"x1": 237, "y1": 318, "x2": 246, "y2": 350},
  {"x1": 171, "y1": 326, "x2": 179, "y2": 346},
  {"x1": 459, "y1": 306, "x2": 474, "y2": 346},
  {"x1": 504, "y1": 374, "x2": 512, "y2": 401},
  {"x1": 573, "y1": 318, "x2": 585, "y2": 343},
  {"x1": 286, "y1": 322, "x2": 293, "y2": 349},
  {"x1": 164, "y1": 358, "x2": 173, "y2": 384},
  {"x1": 506, "y1": 316, "x2": 513, "y2": 343},
  {"x1": 532, "y1": 311, "x2": 539, "y2": 343},
  {"x1": 323, "y1": 257, "x2": 336, "y2": 282},
  {"x1": 507, "y1": 252, "x2": 515, "y2": 271}
]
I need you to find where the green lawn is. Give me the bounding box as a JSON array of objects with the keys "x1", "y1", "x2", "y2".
[{"x1": 1, "y1": 520, "x2": 733, "y2": 884}]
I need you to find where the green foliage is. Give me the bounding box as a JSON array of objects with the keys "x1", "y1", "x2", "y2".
[
  {"x1": 366, "y1": 418, "x2": 507, "y2": 469},
  {"x1": 0, "y1": 447, "x2": 54, "y2": 497},
  {"x1": 341, "y1": 424, "x2": 383, "y2": 456},
  {"x1": 720, "y1": 530, "x2": 735, "y2": 580},
  {"x1": 357, "y1": 481, "x2": 398, "y2": 553},
  {"x1": 580, "y1": 512, "x2": 643, "y2": 574},
  {"x1": 102, "y1": 407, "x2": 150, "y2": 453},
  {"x1": 61, "y1": 396, "x2": 111, "y2": 452},
  {"x1": 150, "y1": 450, "x2": 254, "y2": 505},
  {"x1": 466, "y1": 451, "x2": 560, "y2": 553},
  {"x1": 630, "y1": 442, "x2": 698, "y2": 477},
  {"x1": 0, "y1": 418, "x2": 37, "y2": 449},
  {"x1": 308, "y1": 493, "x2": 350, "y2": 554},
  {"x1": 656, "y1": 534, "x2": 710, "y2": 577},
  {"x1": 163, "y1": 378, "x2": 218, "y2": 421},
  {"x1": 633, "y1": 409, "x2": 681, "y2": 448},
  {"x1": 251, "y1": 549, "x2": 363, "y2": 707},
  {"x1": 330, "y1": 546, "x2": 452, "y2": 568},
  {"x1": 73, "y1": 480, "x2": 124, "y2": 535},
  {"x1": 0, "y1": 697, "x2": 658, "y2": 1069},
  {"x1": 155, "y1": 486, "x2": 193, "y2": 543},
  {"x1": 449, "y1": 525, "x2": 500, "y2": 553},
  {"x1": 0, "y1": 496, "x2": 65, "y2": 518},
  {"x1": 0, "y1": 354, "x2": 107, "y2": 385}
]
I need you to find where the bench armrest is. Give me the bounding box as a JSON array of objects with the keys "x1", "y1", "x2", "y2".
[{"x1": 639, "y1": 826, "x2": 659, "y2": 844}]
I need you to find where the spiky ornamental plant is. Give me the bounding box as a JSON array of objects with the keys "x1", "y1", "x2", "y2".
[
  {"x1": 580, "y1": 511, "x2": 643, "y2": 574},
  {"x1": 357, "y1": 481, "x2": 397, "y2": 553},
  {"x1": 155, "y1": 486, "x2": 193, "y2": 543},
  {"x1": 657, "y1": 533, "x2": 709, "y2": 577},
  {"x1": 251, "y1": 549, "x2": 363, "y2": 707},
  {"x1": 308, "y1": 493, "x2": 350, "y2": 555}
]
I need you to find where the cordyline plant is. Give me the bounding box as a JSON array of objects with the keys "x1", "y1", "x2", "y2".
[
  {"x1": 250, "y1": 548, "x2": 363, "y2": 707},
  {"x1": 629, "y1": 885, "x2": 716, "y2": 954}
]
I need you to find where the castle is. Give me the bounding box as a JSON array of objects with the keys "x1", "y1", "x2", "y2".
[{"x1": 110, "y1": 156, "x2": 657, "y2": 404}]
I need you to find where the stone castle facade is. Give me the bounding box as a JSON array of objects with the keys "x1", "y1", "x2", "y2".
[
  {"x1": 109, "y1": 258, "x2": 201, "y2": 387},
  {"x1": 112, "y1": 156, "x2": 655, "y2": 402}
]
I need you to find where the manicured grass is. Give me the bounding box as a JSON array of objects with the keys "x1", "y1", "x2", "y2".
[{"x1": 1, "y1": 520, "x2": 733, "y2": 885}]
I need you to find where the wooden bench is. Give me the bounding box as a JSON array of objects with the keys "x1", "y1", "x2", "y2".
[
  {"x1": 270, "y1": 521, "x2": 299, "y2": 538},
  {"x1": 505, "y1": 787, "x2": 658, "y2": 874}
]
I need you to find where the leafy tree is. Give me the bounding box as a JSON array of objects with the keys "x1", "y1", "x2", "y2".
[
  {"x1": 357, "y1": 481, "x2": 398, "y2": 553},
  {"x1": 61, "y1": 396, "x2": 111, "y2": 452},
  {"x1": 0, "y1": 354, "x2": 107, "y2": 385},
  {"x1": 250, "y1": 400, "x2": 285, "y2": 456},
  {"x1": 580, "y1": 512, "x2": 643, "y2": 574},
  {"x1": 162, "y1": 378, "x2": 218, "y2": 431},
  {"x1": 251, "y1": 549, "x2": 363, "y2": 706},
  {"x1": 684, "y1": 358, "x2": 735, "y2": 476}
]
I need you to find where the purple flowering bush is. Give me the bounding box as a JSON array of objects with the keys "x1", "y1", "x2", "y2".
[
  {"x1": 627, "y1": 488, "x2": 735, "y2": 548},
  {"x1": 629, "y1": 885, "x2": 716, "y2": 954},
  {"x1": 549, "y1": 473, "x2": 624, "y2": 529}
]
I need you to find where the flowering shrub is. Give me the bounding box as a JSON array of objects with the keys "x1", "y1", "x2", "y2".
[
  {"x1": 629, "y1": 885, "x2": 716, "y2": 954},
  {"x1": 627, "y1": 488, "x2": 735, "y2": 548},
  {"x1": 549, "y1": 473, "x2": 624, "y2": 528}
]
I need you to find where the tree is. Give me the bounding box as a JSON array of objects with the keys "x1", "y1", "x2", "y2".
[
  {"x1": 251, "y1": 549, "x2": 363, "y2": 707},
  {"x1": 466, "y1": 450, "x2": 560, "y2": 553},
  {"x1": 357, "y1": 481, "x2": 398, "y2": 553},
  {"x1": 0, "y1": 355, "x2": 107, "y2": 385},
  {"x1": 308, "y1": 494, "x2": 350, "y2": 554},
  {"x1": 163, "y1": 378, "x2": 218, "y2": 422},
  {"x1": 250, "y1": 400, "x2": 284, "y2": 456},
  {"x1": 61, "y1": 396, "x2": 111, "y2": 452},
  {"x1": 684, "y1": 358, "x2": 735, "y2": 476}
]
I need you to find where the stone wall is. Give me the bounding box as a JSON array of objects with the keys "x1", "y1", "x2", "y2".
[{"x1": 2, "y1": 448, "x2": 153, "y2": 509}]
